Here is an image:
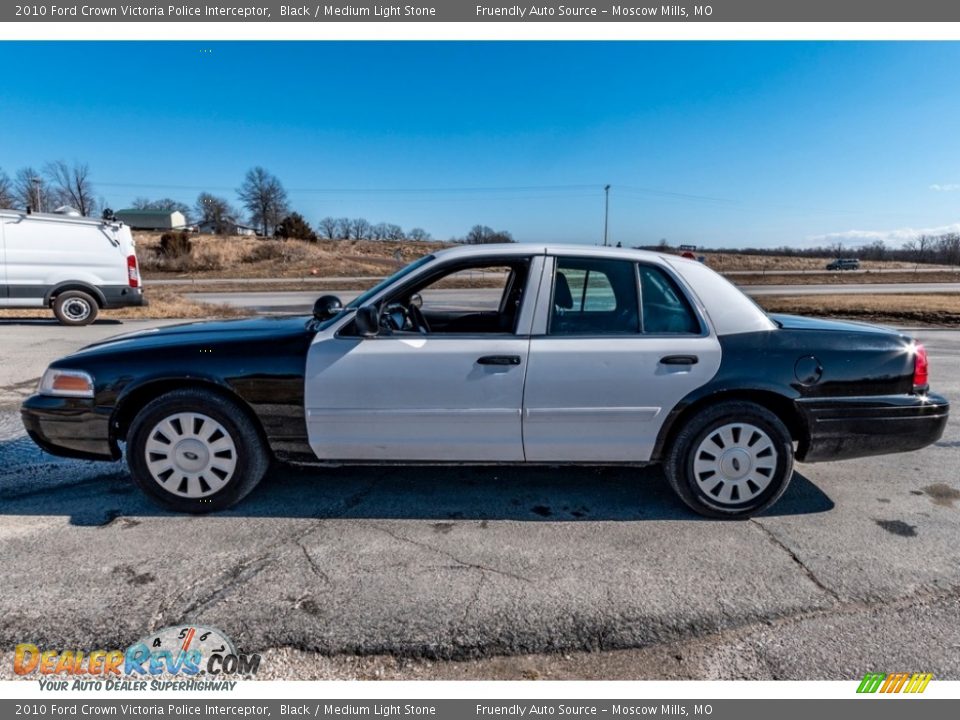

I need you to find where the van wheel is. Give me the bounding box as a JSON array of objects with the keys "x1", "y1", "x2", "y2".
[
  {"x1": 664, "y1": 401, "x2": 794, "y2": 519},
  {"x1": 126, "y1": 389, "x2": 270, "y2": 513},
  {"x1": 53, "y1": 291, "x2": 99, "y2": 326}
]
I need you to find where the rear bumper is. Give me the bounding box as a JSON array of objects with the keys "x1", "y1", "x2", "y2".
[
  {"x1": 101, "y1": 286, "x2": 147, "y2": 309},
  {"x1": 796, "y1": 392, "x2": 949, "y2": 462},
  {"x1": 20, "y1": 394, "x2": 119, "y2": 461}
]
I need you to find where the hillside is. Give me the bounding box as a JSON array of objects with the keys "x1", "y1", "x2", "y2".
[{"x1": 136, "y1": 233, "x2": 940, "y2": 280}]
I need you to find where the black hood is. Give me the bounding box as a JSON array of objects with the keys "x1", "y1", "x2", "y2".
[{"x1": 66, "y1": 315, "x2": 313, "y2": 359}]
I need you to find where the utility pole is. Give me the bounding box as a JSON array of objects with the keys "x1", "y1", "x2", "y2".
[
  {"x1": 603, "y1": 184, "x2": 611, "y2": 246},
  {"x1": 31, "y1": 177, "x2": 42, "y2": 213}
]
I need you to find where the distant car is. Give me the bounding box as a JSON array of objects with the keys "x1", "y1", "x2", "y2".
[
  {"x1": 21, "y1": 245, "x2": 948, "y2": 519},
  {"x1": 826, "y1": 258, "x2": 861, "y2": 271},
  {"x1": 0, "y1": 208, "x2": 145, "y2": 325}
]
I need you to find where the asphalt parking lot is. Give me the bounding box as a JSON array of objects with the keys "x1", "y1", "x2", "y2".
[{"x1": 1, "y1": 317, "x2": 959, "y2": 680}]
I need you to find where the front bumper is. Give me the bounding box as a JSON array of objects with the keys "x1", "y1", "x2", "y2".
[
  {"x1": 20, "y1": 394, "x2": 120, "y2": 461},
  {"x1": 796, "y1": 392, "x2": 949, "y2": 463}
]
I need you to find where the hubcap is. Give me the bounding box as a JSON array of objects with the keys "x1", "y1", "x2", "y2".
[
  {"x1": 64, "y1": 299, "x2": 91, "y2": 321},
  {"x1": 692, "y1": 422, "x2": 777, "y2": 506},
  {"x1": 143, "y1": 412, "x2": 237, "y2": 498}
]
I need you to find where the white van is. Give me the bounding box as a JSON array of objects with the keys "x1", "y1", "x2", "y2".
[{"x1": 0, "y1": 208, "x2": 145, "y2": 325}]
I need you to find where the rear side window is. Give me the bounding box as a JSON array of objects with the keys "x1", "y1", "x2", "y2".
[
  {"x1": 638, "y1": 265, "x2": 701, "y2": 334},
  {"x1": 550, "y1": 257, "x2": 639, "y2": 335}
]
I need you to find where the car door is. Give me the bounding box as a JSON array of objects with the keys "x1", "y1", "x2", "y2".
[
  {"x1": 522, "y1": 255, "x2": 722, "y2": 463},
  {"x1": 304, "y1": 255, "x2": 544, "y2": 462}
]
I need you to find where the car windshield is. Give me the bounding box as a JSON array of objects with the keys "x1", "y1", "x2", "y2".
[{"x1": 345, "y1": 254, "x2": 435, "y2": 309}]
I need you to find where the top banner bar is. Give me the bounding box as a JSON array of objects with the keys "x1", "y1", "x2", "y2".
[{"x1": 5, "y1": 1, "x2": 960, "y2": 23}]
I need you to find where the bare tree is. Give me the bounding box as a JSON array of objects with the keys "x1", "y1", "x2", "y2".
[
  {"x1": 939, "y1": 233, "x2": 960, "y2": 266},
  {"x1": 14, "y1": 167, "x2": 48, "y2": 212},
  {"x1": 466, "y1": 225, "x2": 491, "y2": 244},
  {"x1": 350, "y1": 218, "x2": 371, "y2": 241},
  {"x1": 408, "y1": 227, "x2": 431, "y2": 242},
  {"x1": 0, "y1": 168, "x2": 15, "y2": 209},
  {"x1": 318, "y1": 217, "x2": 339, "y2": 240},
  {"x1": 384, "y1": 223, "x2": 405, "y2": 241},
  {"x1": 465, "y1": 225, "x2": 514, "y2": 244},
  {"x1": 195, "y1": 192, "x2": 236, "y2": 235},
  {"x1": 237, "y1": 167, "x2": 288, "y2": 237},
  {"x1": 335, "y1": 217, "x2": 352, "y2": 240},
  {"x1": 44, "y1": 161, "x2": 97, "y2": 216},
  {"x1": 370, "y1": 222, "x2": 389, "y2": 241}
]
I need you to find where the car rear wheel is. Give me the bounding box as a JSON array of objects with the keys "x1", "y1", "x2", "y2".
[
  {"x1": 664, "y1": 401, "x2": 794, "y2": 519},
  {"x1": 126, "y1": 389, "x2": 270, "y2": 513},
  {"x1": 53, "y1": 290, "x2": 99, "y2": 326}
]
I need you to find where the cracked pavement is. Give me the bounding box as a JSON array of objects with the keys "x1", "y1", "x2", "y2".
[{"x1": 1, "y1": 319, "x2": 959, "y2": 679}]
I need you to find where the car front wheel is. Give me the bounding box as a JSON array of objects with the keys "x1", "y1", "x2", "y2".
[
  {"x1": 664, "y1": 401, "x2": 794, "y2": 519},
  {"x1": 126, "y1": 389, "x2": 270, "y2": 513}
]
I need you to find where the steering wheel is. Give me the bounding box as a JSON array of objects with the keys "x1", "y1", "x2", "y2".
[
  {"x1": 382, "y1": 303, "x2": 408, "y2": 332},
  {"x1": 408, "y1": 304, "x2": 430, "y2": 335}
]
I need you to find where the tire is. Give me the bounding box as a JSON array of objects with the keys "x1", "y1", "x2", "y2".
[
  {"x1": 53, "y1": 290, "x2": 99, "y2": 326},
  {"x1": 664, "y1": 401, "x2": 794, "y2": 519},
  {"x1": 126, "y1": 389, "x2": 270, "y2": 513}
]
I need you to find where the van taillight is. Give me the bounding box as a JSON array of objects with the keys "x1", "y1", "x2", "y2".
[
  {"x1": 127, "y1": 255, "x2": 140, "y2": 288},
  {"x1": 913, "y1": 343, "x2": 929, "y2": 391}
]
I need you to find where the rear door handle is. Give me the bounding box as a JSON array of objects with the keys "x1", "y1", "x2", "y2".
[
  {"x1": 477, "y1": 355, "x2": 521, "y2": 366},
  {"x1": 660, "y1": 355, "x2": 698, "y2": 365}
]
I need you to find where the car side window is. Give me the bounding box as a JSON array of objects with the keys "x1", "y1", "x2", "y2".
[
  {"x1": 550, "y1": 258, "x2": 639, "y2": 335},
  {"x1": 638, "y1": 265, "x2": 701, "y2": 334}
]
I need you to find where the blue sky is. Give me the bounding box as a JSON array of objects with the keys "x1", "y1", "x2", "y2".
[{"x1": 2, "y1": 41, "x2": 959, "y2": 248}]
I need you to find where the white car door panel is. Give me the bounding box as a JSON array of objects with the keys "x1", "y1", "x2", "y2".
[
  {"x1": 305, "y1": 334, "x2": 529, "y2": 461},
  {"x1": 522, "y1": 336, "x2": 720, "y2": 462}
]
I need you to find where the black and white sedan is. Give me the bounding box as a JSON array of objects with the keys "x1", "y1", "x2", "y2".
[{"x1": 21, "y1": 245, "x2": 949, "y2": 518}]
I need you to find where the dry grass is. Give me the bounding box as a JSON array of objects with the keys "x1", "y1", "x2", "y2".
[
  {"x1": 756, "y1": 293, "x2": 960, "y2": 326},
  {"x1": 137, "y1": 233, "x2": 452, "y2": 279},
  {"x1": 733, "y1": 270, "x2": 960, "y2": 286},
  {"x1": 0, "y1": 287, "x2": 248, "y2": 322},
  {"x1": 136, "y1": 232, "x2": 950, "y2": 280},
  {"x1": 700, "y1": 252, "x2": 934, "y2": 272}
]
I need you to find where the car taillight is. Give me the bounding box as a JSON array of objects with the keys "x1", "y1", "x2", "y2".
[
  {"x1": 913, "y1": 343, "x2": 929, "y2": 391},
  {"x1": 127, "y1": 255, "x2": 140, "y2": 288}
]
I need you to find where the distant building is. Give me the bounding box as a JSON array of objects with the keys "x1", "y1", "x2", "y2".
[
  {"x1": 196, "y1": 219, "x2": 258, "y2": 236},
  {"x1": 116, "y1": 209, "x2": 187, "y2": 231}
]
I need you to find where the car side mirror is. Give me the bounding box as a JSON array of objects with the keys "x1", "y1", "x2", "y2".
[
  {"x1": 354, "y1": 305, "x2": 381, "y2": 337},
  {"x1": 313, "y1": 295, "x2": 343, "y2": 321}
]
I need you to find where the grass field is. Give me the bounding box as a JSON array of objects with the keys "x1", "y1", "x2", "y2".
[
  {"x1": 756, "y1": 293, "x2": 960, "y2": 326},
  {"x1": 699, "y1": 252, "x2": 930, "y2": 272},
  {"x1": 137, "y1": 233, "x2": 449, "y2": 279},
  {"x1": 136, "y1": 233, "x2": 950, "y2": 280}
]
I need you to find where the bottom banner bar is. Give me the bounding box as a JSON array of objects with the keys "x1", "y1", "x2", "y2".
[{"x1": 1, "y1": 700, "x2": 955, "y2": 720}]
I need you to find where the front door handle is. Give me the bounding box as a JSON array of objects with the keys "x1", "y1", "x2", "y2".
[
  {"x1": 477, "y1": 355, "x2": 521, "y2": 366},
  {"x1": 660, "y1": 355, "x2": 699, "y2": 365}
]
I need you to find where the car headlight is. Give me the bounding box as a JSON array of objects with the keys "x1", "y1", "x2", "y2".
[{"x1": 38, "y1": 368, "x2": 95, "y2": 398}]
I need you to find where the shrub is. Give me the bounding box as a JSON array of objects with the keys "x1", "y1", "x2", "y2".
[{"x1": 158, "y1": 231, "x2": 193, "y2": 259}]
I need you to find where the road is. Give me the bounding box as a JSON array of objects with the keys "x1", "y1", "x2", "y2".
[
  {"x1": 0, "y1": 319, "x2": 958, "y2": 679},
  {"x1": 186, "y1": 282, "x2": 960, "y2": 314}
]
